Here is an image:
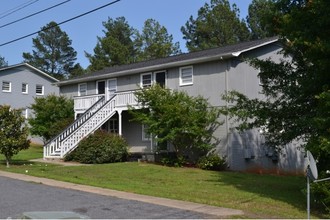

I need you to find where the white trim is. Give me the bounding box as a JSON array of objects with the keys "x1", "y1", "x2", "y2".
[
  {"x1": 179, "y1": 66, "x2": 193, "y2": 86},
  {"x1": 22, "y1": 83, "x2": 28, "y2": 94},
  {"x1": 0, "y1": 63, "x2": 59, "y2": 82},
  {"x1": 107, "y1": 78, "x2": 117, "y2": 96},
  {"x1": 140, "y1": 72, "x2": 152, "y2": 88},
  {"x1": 55, "y1": 38, "x2": 279, "y2": 86},
  {"x1": 2, "y1": 81, "x2": 11, "y2": 92},
  {"x1": 36, "y1": 84, "x2": 44, "y2": 95},
  {"x1": 154, "y1": 70, "x2": 167, "y2": 87},
  {"x1": 78, "y1": 83, "x2": 87, "y2": 96},
  {"x1": 96, "y1": 80, "x2": 106, "y2": 95}
]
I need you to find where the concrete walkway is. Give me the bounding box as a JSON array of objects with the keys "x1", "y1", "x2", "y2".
[{"x1": 0, "y1": 161, "x2": 244, "y2": 218}]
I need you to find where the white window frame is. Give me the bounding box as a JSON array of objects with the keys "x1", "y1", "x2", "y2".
[
  {"x1": 108, "y1": 118, "x2": 118, "y2": 133},
  {"x1": 179, "y1": 66, "x2": 193, "y2": 86},
  {"x1": 78, "y1": 83, "x2": 87, "y2": 96},
  {"x1": 2, "y1": 81, "x2": 11, "y2": 92},
  {"x1": 141, "y1": 73, "x2": 152, "y2": 88},
  {"x1": 142, "y1": 124, "x2": 151, "y2": 141},
  {"x1": 22, "y1": 83, "x2": 28, "y2": 94},
  {"x1": 107, "y1": 79, "x2": 117, "y2": 95},
  {"x1": 154, "y1": 70, "x2": 167, "y2": 87},
  {"x1": 36, "y1": 84, "x2": 44, "y2": 95}
]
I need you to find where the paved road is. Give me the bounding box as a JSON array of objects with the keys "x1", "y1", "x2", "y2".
[{"x1": 0, "y1": 176, "x2": 211, "y2": 219}]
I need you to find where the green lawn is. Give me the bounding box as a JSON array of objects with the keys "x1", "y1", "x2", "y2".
[{"x1": 0, "y1": 145, "x2": 323, "y2": 218}]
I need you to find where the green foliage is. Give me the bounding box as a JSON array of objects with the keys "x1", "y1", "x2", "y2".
[
  {"x1": 160, "y1": 155, "x2": 186, "y2": 167},
  {"x1": 65, "y1": 130, "x2": 129, "y2": 164},
  {"x1": 247, "y1": 0, "x2": 277, "y2": 39},
  {"x1": 222, "y1": 0, "x2": 330, "y2": 214},
  {"x1": 197, "y1": 153, "x2": 226, "y2": 171},
  {"x1": 311, "y1": 172, "x2": 330, "y2": 217},
  {"x1": 181, "y1": 0, "x2": 251, "y2": 52},
  {"x1": 28, "y1": 94, "x2": 74, "y2": 143},
  {"x1": 0, "y1": 105, "x2": 30, "y2": 167},
  {"x1": 22, "y1": 21, "x2": 78, "y2": 80},
  {"x1": 129, "y1": 84, "x2": 222, "y2": 161},
  {"x1": 135, "y1": 18, "x2": 181, "y2": 61},
  {"x1": 86, "y1": 17, "x2": 137, "y2": 71},
  {"x1": 0, "y1": 55, "x2": 8, "y2": 67}
]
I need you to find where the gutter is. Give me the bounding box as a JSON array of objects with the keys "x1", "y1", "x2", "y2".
[{"x1": 55, "y1": 53, "x2": 235, "y2": 86}]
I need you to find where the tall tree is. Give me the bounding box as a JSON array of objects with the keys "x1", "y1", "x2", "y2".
[
  {"x1": 181, "y1": 0, "x2": 251, "y2": 52},
  {"x1": 22, "y1": 21, "x2": 78, "y2": 80},
  {"x1": 247, "y1": 0, "x2": 277, "y2": 39},
  {"x1": 0, "y1": 105, "x2": 30, "y2": 168},
  {"x1": 223, "y1": 0, "x2": 330, "y2": 172},
  {"x1": 0, "y1": 55, "x2": 8, "y2": 67},
  {"x1": 135, "y1": 19, "x2": 181, "y2": 61},
  {"x1": 85, "y1": 17, "x2": 136, "y2": 71}
]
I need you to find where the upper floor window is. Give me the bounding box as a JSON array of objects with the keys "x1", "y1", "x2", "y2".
[
  {"x1": 108, "y1": 79, "x2": 117, "y2": 96},
  {"x1": 78, "y1": 83, "x2": 87, "y2": 96},
  {"x1": 2, "y1": 81, "x2": 11, "y2": 92},
  {"x1": 22, "y1": 83, "x2": 28, "y2": 94},
  {"x1": 180, "y1": 66, "x2": 193, "y2": 86},
  {"x1": 36, "y1": 84, "x2": 44, "y2": 95},
  {"x1": 141, "y1": 73, "x2": 152, "y2": 88}
]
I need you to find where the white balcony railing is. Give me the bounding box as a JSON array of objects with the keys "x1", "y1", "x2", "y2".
[
  {"x1": 74, "y1": 94, "x2": 105, "y2": 112},
  {"x1": 74, "y1": 90, "x2": 138, "y2": 113}
]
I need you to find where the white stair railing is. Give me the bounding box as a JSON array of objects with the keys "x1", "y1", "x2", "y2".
[{"x1": 44, "y1": 95, "x2": 116, "y2": 158}]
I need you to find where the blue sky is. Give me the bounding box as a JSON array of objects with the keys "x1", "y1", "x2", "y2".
[{"x1": 0, "y1": 0, "x2": 252, "y2": 68}]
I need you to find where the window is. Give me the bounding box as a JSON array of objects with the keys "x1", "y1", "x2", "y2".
[
  {"x1": 109, "y1": 119, "x2": 118, "y2": 133},
  {"x1": 108, "y1": 79, "x2": 117, "y2": 96},
  {"x1": 180, "y1": 66, "x2": 193, "y2": 86},
  {"x1": 142, "y1": 124, "x2": 151, "y2": 141},
  {"x1": 36, "y1": 84, "x2": 44, "y2": 95},
  {"x1": 22, "y1": 83, "x2": 28, "y2": 94},
  {"x1": 141, "y1": 73, "x2": 152, "y2": 88},
  {"x1": 2, "y1": 81, "x2": 11, "y2": 92},
  {"x1": 78, "y1": 83, "x2": 87, "y2": 96}
]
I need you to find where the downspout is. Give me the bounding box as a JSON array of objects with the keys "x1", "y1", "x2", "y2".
[{"x1": 225, "y1": 59, "x2": 231, "y2": 168}]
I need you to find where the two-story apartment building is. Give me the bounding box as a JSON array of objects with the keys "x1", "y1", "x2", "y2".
[
  {"x1": 47, "y1": 37, "x2": 306, "y2": 174},
  {"x1": 0, "y1": 63, "x2": 59, "y2": 143}
]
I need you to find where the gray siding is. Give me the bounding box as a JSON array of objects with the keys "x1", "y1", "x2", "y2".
[
  {"x1": 0, "y1": 66, "x2": 59, "y2": 112},
  {"x1": 58, "y1": 42, "x2": 305, "y2": 173}
]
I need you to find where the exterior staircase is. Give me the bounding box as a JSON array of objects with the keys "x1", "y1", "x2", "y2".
[{"x1": 43, "y1": 94, "x2": 117, "y2": 159}]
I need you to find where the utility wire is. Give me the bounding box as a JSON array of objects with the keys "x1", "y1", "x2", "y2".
[
  {"x1": 0, "y1": 0, "x2": 121, "y2": 47},
  {"x1": 0, "y1": 0, "x2": 40, "y2": 20},
  {"x1": 0, "y1": 0, "x2": 71, "y2": 29}
]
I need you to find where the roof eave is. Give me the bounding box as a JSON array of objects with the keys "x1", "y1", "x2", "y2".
[{"x1": 55, "y1": 53, "x2": 234, "y2": 86}]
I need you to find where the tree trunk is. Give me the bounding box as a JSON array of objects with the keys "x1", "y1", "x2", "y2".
[{"x1": 5, "y1": 156, "x2": 10, "y2": 168}]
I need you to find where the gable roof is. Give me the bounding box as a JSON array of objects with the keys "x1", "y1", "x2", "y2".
[
  {"x1": 0, "y1": 63, "x2": 59, "y2": 82},
  {"x1": 57, "y1": 37, "x2": 279, "y2": 86}
]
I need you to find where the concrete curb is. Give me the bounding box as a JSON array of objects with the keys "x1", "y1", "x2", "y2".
[{"x1": 0, "y1": 170, "x2": 244, "y2": 218}]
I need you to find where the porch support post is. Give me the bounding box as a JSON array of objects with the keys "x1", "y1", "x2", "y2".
[{"x1": 118, "y1": 110, "x2": 122, "y2": 136}]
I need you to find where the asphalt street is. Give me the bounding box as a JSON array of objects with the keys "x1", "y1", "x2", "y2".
[{"x1": 0, "y1": 176, "x2": 210, "y2": 219}]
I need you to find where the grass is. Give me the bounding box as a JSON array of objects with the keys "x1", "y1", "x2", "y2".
[{"x1": 0, "y1": 144, "x2": 323, "y2": 219}]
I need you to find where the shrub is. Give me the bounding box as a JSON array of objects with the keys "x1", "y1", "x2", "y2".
[
  {"x1": 160, "y1": 155, "x2": 186, "y2": 167},
  {"x1": 197, "y1": 153, "x2": 226, "y2": 171},
  {"x1": 65, "y1": 130, "x2": 129, "y2": 164}
]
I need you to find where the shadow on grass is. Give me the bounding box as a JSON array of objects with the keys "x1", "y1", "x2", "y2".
[
  {"x1": 0, "y1": 160, "x2": 38, "y2": 167},
  {"x1": 208, "y1": 171, "x2": 326, "y2": 218}
]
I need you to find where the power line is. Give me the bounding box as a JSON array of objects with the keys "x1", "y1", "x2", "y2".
[
  {"x1": 0, "y1": 0, "x2": 71, "y2": 29},
  {"x1": 0, "y1": 0, "x2": 40, "y2": 20},
  {"x1": 0, "y1": 0, "x2": 121, "y2": 47}
]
